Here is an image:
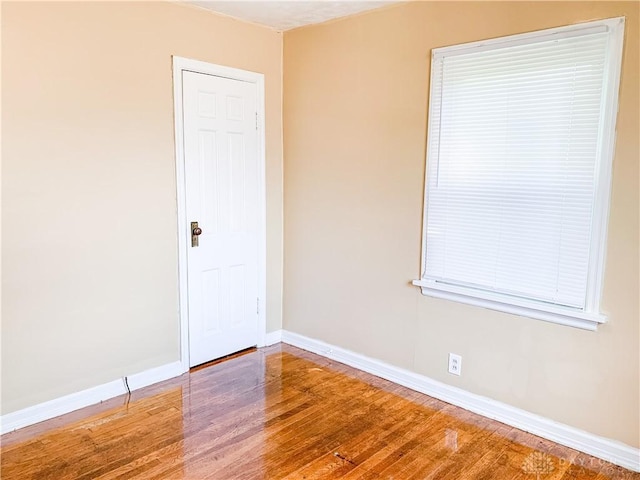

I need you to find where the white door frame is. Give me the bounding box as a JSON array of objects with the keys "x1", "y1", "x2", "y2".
[{"x1": 172, "y1": 56, "x2": 267, "y2": 372}]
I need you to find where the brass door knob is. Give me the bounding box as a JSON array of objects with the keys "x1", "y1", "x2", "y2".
[{"x1": 191, "y1": 221, "x2": 202, "y2": 247}]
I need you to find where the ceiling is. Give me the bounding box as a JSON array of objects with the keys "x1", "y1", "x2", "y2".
[{"x1": 187, "y1": 1, "x2": 400, "y2": 31}]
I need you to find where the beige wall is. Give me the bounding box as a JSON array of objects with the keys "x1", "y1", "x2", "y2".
[
  {"x1": 1, "y1": 1, "x2": 283, "y2": 414},
  {"x1": 283, "y1": 1, "x2": 639, "y2": 447}
]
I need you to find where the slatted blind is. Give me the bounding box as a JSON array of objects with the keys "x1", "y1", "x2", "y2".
[{"x1": 424, "y1": 28, "x2": 612, "y2": 309}]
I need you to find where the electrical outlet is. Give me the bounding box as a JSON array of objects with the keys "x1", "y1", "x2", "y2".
[{"x1": 448, "y1": 353, "x2": 462, "y2": 376}]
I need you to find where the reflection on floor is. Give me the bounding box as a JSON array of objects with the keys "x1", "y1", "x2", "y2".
[{"x1": 1, "y1": 344, "x2": 637, "y2": 479}]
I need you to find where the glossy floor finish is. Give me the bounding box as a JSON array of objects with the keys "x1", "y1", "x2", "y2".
[{"x1": 1, "y1": 344, "x2": 638, "y2": 479}]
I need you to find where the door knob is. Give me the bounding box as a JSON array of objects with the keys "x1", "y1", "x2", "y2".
[{"x1": 191, "y1": 221, "x2": 203, "y2": 247}]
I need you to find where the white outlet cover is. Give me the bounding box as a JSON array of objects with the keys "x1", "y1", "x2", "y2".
[{"x1": 448, "y1": 353, "x2": 462, "y2": 376}]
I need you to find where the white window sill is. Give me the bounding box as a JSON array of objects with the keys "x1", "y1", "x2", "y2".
[{"x1": 412, "y1": 279, "x2": 607, "y2": 331}]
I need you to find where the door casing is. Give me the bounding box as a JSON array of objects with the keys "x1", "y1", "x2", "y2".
[{"x1": 172, "y1": 56, "x2": 267, "y2": 372}]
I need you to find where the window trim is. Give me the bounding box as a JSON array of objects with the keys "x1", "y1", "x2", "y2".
[{"x1": 415, "y1": 17, "x2": 626, "y2": 330}]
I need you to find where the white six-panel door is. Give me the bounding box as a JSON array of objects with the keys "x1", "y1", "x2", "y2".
[{"x1": 182, "y1": 71, "x2": 259, "y2": 367}]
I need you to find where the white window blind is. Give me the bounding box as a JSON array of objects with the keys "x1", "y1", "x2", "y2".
[{"x1": 417, "y1": 18, "x2": 625, "y2": 329}]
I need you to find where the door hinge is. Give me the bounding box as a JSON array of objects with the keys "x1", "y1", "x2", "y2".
[
  {"x1": 257, "y1": 297, "x2": 260, "y2": 315},
  {"x1": 255, "y1": 112, "x2": 258, "y2": 131}
]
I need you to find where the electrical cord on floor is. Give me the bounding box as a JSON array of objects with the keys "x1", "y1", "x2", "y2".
[{"x1": 122, "y1": 376, "x2": 131, "y2": 408}]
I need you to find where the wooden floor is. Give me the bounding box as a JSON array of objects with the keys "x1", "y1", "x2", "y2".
[{"x1": 1, "y1": 344, "x2": 637, "y2": 479}]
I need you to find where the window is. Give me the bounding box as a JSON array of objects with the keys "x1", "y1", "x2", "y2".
[{"x1": 414, "y1": 18, "x2": 625, "y2": 330}]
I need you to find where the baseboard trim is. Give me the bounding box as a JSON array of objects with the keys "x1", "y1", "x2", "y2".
[
  {"x1": 0, "y1": 361, "x2": 185, "y2": 435},
  {"x1": 126, "y1": 361, "x2": 185, "y2": 391},
  {"x1": 280, "y1": 330, "x2": 640, "y2": 473},
  {"x1": 264, "y1": 329, "x2": 283, "y2": 346}
]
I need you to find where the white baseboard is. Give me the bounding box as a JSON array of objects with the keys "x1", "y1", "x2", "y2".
[
  {"x1": 264, "y1": 329, "x2": 283, "y2": 346},
  {"x1": 125, "y1": 361, "x2": 185, "y2": 391},
  {"x1": 0, "y1": 361, "x2": 185, "y2": 435},
  {"x1": 281, "y1": 330, "x2": 640, "y2": 473}
]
